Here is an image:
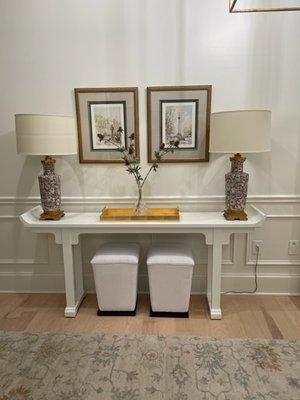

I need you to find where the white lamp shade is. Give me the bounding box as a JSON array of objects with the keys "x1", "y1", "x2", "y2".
[
  {"x1": 15, "y1": 114, "x2": 77, "y2": 155},
  {"x1": 210, "y1": 110, "x2": 271, "y2": 154}
]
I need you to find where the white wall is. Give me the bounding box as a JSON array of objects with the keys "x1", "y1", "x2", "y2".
[{"x1": 0, "y1": 0, "x2": 299, "y2": 294}]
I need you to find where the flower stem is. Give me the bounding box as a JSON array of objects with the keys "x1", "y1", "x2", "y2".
[
  {"x1": 141, "y1": 146, "x2": 173, "y2": 188},
  {"x1": 141, "y1": 165, "x2": 154, "y2": 189}
]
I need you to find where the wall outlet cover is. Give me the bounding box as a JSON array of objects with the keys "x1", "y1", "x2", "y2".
[
  {"x1": 252, "y1": 240, "x2": 263, "y2": 255},
  {"x1": 288, "y1": 240, "x2": 299, "y2": 256}
]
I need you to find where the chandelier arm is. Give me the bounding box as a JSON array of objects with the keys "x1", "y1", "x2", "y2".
[
  {"x1": 229, "y1": 0, "x2": 300, "y2": 13},
  {"x1": 229, "y1": 0, "x2": 238, "y2": 13}
]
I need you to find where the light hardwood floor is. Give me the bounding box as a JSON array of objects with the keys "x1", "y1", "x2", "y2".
[{"x1": 0, "y1": 293, "x2": 299, "y2": 339}]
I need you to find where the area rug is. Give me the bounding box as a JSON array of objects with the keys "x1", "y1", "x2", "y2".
[{"x1": 0, "y1": 331, "x2": 299, "y2": 400}]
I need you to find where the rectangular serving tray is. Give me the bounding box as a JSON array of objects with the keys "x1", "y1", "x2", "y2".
[{"x1": 100, "y1": 207, "x2": 180, "y2": 221}]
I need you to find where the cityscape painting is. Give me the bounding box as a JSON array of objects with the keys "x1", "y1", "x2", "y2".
[
  {"x1": 160, "y1": 100, "x2": 198, "y2": 149},
  {"x1": 89, "y1": 101, "x2": 126, "y2": 151}
]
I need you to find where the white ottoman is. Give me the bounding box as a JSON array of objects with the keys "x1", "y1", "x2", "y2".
[
  {"x1": 147, "y1": 242, "x2": 194, "y2": 318},
  {"x1": 91, "y1": 242, "x2": 140, "y2": 316}
]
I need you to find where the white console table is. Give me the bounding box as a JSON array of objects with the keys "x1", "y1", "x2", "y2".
[{"x1": 20, "y1": 205, "x2": 265, "y2": 319}]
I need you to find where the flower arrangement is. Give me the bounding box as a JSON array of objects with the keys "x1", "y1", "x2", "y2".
[{"x1": 97, "y1": 128, "x2": 179, "y2": 215}]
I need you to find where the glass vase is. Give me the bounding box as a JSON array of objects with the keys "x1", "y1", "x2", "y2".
[{"x1": 134, "y1": 186, "x2": 147, "y2": 216}]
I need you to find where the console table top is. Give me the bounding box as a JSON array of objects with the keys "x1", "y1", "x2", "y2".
[{"x1": 20, "y1": 205, "x2": 265, "y2": 229}]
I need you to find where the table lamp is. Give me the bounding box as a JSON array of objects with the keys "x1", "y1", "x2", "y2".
[
  {"x1": 15, "y1": 114, "x2": 77, "y2": 220},
  {"x1": 210, "y1": 110, "x2": 271, "y2": 221}
]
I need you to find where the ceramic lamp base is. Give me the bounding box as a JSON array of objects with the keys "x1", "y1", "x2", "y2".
[
  {"x1": 40, "y1": 210, "x2": 65, "y2": 221},
  {"x1": 38, "y1": 156, "x2": 64, "y2": 221},
  {"x1": 224, "y1": 209, "x2": 248, "y2": 221},
  {"x1": 224, "y1": 153, "x2": 249, "y2": 221}
]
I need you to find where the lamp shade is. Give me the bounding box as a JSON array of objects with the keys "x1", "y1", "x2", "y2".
[
  {"x1": 210, "y1": 110, "x2": 271, "y2": 154},
  {"x1": 15, "y1": 114, "x2": 77, "y2": 155}
]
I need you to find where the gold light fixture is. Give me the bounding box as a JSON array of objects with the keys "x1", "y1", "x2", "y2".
[{"x1": 229, "y1": 0, "x2": 300, "y2": 13}]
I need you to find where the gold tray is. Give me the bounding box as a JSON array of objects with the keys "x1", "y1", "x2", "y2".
[{"x1": 100, "y1": 207, "x2": 180, "y2": 221}]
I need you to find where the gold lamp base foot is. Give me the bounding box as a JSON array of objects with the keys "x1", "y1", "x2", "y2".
[
  {"x1": 40, "y1": 210, "x2": 65, "y2": 221},
  {"x1": 224, "y1": 209, "x2": 248, "y2": 221}
]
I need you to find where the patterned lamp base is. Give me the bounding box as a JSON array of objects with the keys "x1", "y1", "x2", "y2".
[
  {"x1": 224, "y1": 153, "x2": 249, "y2": 221},
  {"x1": 38, "y1": 156, "x2": 64, "y2": 221}
]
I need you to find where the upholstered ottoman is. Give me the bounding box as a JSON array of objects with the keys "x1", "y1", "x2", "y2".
[
  {"x1": 147, "y1": 242, "x2": 194, "y2": 318},
  {"x1": 91, "y1": 242, "x2": 140, "y2": 316}
]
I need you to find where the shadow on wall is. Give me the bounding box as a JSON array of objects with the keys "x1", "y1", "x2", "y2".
[
  {"x1": 295, "y1": 120, "x2": 300, "y2": 194},
  {"x1": 177, "y1": 0, "x2": 187, "y2": 82},
  {"x1": 245, "y1": 12, "x2": 276, "y2": 108},
  {"x1": 0, "y1": 131, "x2": 40, "y2": 290},
  {"x1": 0, "y1": 129, "x2": 84, "y2": 291},
  {"x1": 242, "y1": 14, "x2": 299, "y2": 195},
  {"x1": 12, "y1": 130, "x2": 44, "y2": 291},
  {"x1": 56, "y1": 154, "x2": 86, "y2": 203},
  {"x1": 243, "y1": 12, "x2": 274, "y2": 192},
  {"x1": 202, "y1": 154, "x2": 228, "y2": 188},
  {"x1": 246, "y1": 151, "x2": 272, "y2": 194},
  {"x1": 292, "y1": 128, "x2": 300, "y2": 243}
]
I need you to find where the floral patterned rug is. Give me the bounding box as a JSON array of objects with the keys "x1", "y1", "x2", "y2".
[{"x1": 0, "y1": 331, "x2": 299, "y2": 400}]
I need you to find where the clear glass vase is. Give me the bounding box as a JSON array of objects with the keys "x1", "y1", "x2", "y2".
[{"x1": 134, "y1": 187, "x2": 147, "y2": 216}]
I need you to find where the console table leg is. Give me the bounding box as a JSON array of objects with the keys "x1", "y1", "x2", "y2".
[
  {"x1": 74, "y1": 240, "x2": 85, "y2": 300},
  {"x1": 206, "y1": 245, "x2": 213, "y2": 312},
  {"x1": 206, "y1": 238, "x2": 222, "y2": 320},
  {"x1": 62, "y1": 231, "x2": 85, "y2": 317}
]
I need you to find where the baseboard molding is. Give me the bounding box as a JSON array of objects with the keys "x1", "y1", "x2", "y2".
[
  {"x1": 0, "y1": 272, "x2": 66, "y2": 293},
  {"x1": 219, "y1": 273, "x2": 300, "y2": 295},
  {"x1": 0, "y1": 258, "x2": 48, "y2": 265},
  {"x1": 246, "y1": 259, "x2": 300, "y2": 266},
  {"x1": 0, "y1": 271, "x2": 299, "y2": 295}
]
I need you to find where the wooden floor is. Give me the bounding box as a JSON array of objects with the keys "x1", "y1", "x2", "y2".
[{"x1": 0, "y1": 293, "x2": 299, "y2": 339}]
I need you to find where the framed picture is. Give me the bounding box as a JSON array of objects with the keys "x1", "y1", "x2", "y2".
[
  {"x1": 75, "y1": 87, "x2": 139, "y2": 163},
  {"x1": 147, "y1": 85, "x2": 211, "y2": 163}
]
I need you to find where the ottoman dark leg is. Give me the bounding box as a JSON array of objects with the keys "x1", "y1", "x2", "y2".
[
  {"x1": 149, "y1": 306, "x2": 189, "y2": 318},
  {"x1": 97, "y1": 296, "x2": 138, "y2": 316}
]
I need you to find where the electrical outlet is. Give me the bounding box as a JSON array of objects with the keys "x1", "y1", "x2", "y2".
[
  {"x1": 288, "y1": 240, "x2": 299, "y2": 256},
  {"x1": 252, "y1": 240, "x2": 263, "y2": 255}
]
